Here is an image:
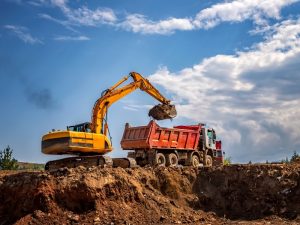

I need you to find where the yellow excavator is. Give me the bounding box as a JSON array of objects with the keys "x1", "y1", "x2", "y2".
[{"x1": 42, "y1": 72, "x2": 176, "y2": 170}]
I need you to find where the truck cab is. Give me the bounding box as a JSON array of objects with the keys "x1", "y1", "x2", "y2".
[
  {"x1": 199, "y1": 127, "x2": 223, "y2": 166},
  {"x1": 202, "y1": 128, "x2": 216, "y2": 149}
]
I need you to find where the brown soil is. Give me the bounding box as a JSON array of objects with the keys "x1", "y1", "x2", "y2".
[{"x1": 0, "y1": 163, "x2": 300, "y2": 225}]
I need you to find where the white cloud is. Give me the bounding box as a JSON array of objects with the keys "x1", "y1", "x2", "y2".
[
  {"x1": 39, "y1": 13, "x2": 78, "y2": 32},
  {"x1": 119, "y1": 14, "x2": 194, "y2": 34},
  {"x1": 120, "y1": 0, "x2": 299, "y2": 34},
  {"x1": 28, "y1": 0, "x2": 47, "y2": 6},
  {"x1": 28, "y1": 0, "x2": 67, "y2": 8},
  {"x1": 148, "y1": 18, "x2": 300, "y2": 162},
  {"x1": 122, "y1": 105, "x2": 140, "y2": 112},
  {"x1": 38, "y1": 0, "x2": 117, "y2": 28},
  {"x1": 34, "y1": 0, "x2": 300, "y2": 35},
  {"x1": 121, "y1": 100, "x2": 153, "y2": 112},
  {"x1": 69, "y1": 6, "x2": 117, "y2": 26},
  {"x1": 54, "y1": 35, "x2": 90, "y2": 41},
  {"x1": 57, "y1": 6, "x2": 117, "y2": 27},
  {"x1": 4, "y1": 25, "x2": 43, "y2": 44},
  {"x1": 193, "y1": 0, "x2": 299, "y2": 29}
]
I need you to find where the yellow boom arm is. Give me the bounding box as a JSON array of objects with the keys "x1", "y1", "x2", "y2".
[{"x1": 91, "y1": 72, "x2": 171, "y2": 135}]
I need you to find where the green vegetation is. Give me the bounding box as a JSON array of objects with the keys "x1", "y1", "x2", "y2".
[
  {"x1": 0, "y1": 146, "x2": 19, "y2": 170},
  {"x1": 279, "y1": 151, "x2": 299, "y2": 164},
  {"x1": 281, "y1": 157, "x2": 289, "y2": 164},
  {"x1": 224, "y1": 157, "x2": 232, "y2": 165},
  {"x1": 290, "y1": 151, "x2": 300, "y2": 163},
  {"x1": 0, "y1": 146, "x2": 44, "y2": 170},
  {"x1": 17, "y1": 162, "x2": 44, "y2": 170}
]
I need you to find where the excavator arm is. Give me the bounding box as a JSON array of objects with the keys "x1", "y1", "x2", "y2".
[{"x1": 91, "y1": 72, "x2": 176, "y2": 135}]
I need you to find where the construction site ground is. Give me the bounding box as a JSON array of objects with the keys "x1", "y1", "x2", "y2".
[{"x1": 1, "y1": 163, "x2": 300, "y2": 225}]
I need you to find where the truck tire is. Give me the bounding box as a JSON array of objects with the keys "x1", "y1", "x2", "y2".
[
  {"x1": 191, "y1": 154, "x2": 201, "y2": 167},
  {"x1": 166, "y1": 153, "x2": 178, "y2": 167},
  {"x1": 155, "y1": 153, "x2": 166, "y2": 166},
  {"x1": 205, "y1": 155, "x2": 213, "y2": 167}
]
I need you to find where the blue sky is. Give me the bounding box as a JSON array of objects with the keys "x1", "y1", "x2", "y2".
[{"x1": 1, "y1": 0, "x2": 300, "y2": 163}]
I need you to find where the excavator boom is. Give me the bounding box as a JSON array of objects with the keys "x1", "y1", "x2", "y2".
[{"x1": 91, "y1": 72, "x2": 176, "y2": 135}]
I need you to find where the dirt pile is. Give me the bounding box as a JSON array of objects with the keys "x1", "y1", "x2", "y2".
[
  {"x1": 148, "y1": 104, "x2": 177, "y2": 120},
  {"x1": 195, "y1": 164, "x2": 300, "y2": 220},
  {"x1": 0, "y1": 164, "x2": 300, "y2": 225},
  {"x1": 0, "y1": 167, "x2": 214, "y2": 225}
]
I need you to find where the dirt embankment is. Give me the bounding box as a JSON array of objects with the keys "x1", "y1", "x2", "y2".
[
  {"x1": 0, "y1": 163, "x2": 300, "y2": 225},
  {"x1": 195, "y1": 164, "x2": 300, "y2": 220}
]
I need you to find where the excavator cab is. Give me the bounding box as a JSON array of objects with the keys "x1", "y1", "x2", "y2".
[{"x1": 67, "y1": 122, "x2": 91, "y2": 133}]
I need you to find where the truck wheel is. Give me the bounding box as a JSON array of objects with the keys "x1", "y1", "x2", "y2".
[
  {"x1": 155, "y1": 153, "x2": 166, "y2": 166},
  {"x1": 191, "y1": 154, "x2": 201, "y2": 167},
  {"x1": 166, "y1": 153, "x2": 178, "y2": 167},
  {"x1": 205, "y1": 155, "x2": 213, "y2": 167}
]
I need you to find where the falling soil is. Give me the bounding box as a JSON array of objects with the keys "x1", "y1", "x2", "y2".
[
  {"x1": 148, "y1": 104, "x2": 177, "y2": 120},
  {"x1": 0, "y1": 163, "x2": 300, "y2": 225}
]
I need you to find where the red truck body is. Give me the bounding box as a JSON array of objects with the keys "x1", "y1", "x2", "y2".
[
  {"x1": 121, "y1": 120, "x2": 202, "y2": 151},
  {"x1": 121, "y1": 120, "x2": 223, "y2": 167}
]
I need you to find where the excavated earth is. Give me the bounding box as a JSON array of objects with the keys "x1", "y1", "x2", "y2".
[{"x1": 0, "y1": 163, "x2": 300, "y2": 225}]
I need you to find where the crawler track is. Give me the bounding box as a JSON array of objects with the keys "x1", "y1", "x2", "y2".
[{"x1": 45, "y1": 156, "x2": 136, "y2": 170}]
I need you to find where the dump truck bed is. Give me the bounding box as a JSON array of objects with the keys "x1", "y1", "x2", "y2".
[{"x1": 121, "y1": 120, "x2": 201, "y2": 151}]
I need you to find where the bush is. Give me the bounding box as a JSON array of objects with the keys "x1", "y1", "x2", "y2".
[
  {"x1": 290, "y1": 151, "x2": 300, "y2": 163},
  {"x1": 224, "y1": 157, "x2": 232, "y2": 165},
  {"x1": 0, "y1": 146, "x2": 19, "y2": 170}
]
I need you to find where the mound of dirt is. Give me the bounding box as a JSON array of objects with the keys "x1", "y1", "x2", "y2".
[
  {"x1": 148, "y1": 104, "x2": 177, "y2": 120},
  {"x1": 195, "y1": 164, "x2": 300, "y2": 220},
  {"x1": 0, "y1": 164, "x2": 300, "y2": 225},
  {"x1": 0, "y1": 167, "x2": 214, "y2": 225}
]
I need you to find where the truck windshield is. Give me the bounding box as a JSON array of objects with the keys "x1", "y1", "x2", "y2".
[{"x1": 207, "y1": 130, "x2": 212, "y2": 139}]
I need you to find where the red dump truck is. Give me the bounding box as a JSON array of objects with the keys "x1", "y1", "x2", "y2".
[{"x1": 121, "y1": 120, "x2": 223, "y2": 167}]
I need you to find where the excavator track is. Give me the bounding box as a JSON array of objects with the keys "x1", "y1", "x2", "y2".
[{"x1": 45, "y1": 156, "x2": 137, "y2": 170}]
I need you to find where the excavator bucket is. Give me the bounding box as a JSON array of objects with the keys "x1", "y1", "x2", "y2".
[{"x1": 148, "y1": 104, "x2": 177, "y2": 120}]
